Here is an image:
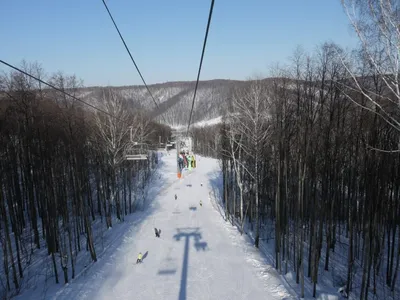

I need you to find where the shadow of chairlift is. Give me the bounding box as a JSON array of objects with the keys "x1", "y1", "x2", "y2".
[
  {"x1": 194, "y1": 241, "x2": 208, "y2": 251},
  {"x1": 158, "y1": 269, "x2": 177, "y2": 275}
]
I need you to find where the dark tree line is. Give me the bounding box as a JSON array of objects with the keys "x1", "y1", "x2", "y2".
[
  {"x1": 192, "y1": 1, "x2": 399, "y2": 298},
  {"x1": 0, "y1": 63, "x2": 170, "y2": 298},
  {"x1": 191, "y1": 42, "x2": 400, "y2": 299}
]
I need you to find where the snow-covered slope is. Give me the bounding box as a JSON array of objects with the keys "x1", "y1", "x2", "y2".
[
  {"x1": 171, "y1": 116, "x2": 223, "y2": 130},
  {"x1": 20, "y1": 151, "x2": 294, "y2": 300},
  {"x1": 77, "y1": 80, "x2": 239, "y2": 127}
]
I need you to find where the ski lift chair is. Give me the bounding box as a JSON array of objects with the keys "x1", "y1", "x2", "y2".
[{"x1": 125, "y1": 142, "x2": 149, "y2": 161}]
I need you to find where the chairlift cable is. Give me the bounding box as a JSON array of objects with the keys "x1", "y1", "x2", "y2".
[
  {"x1": 0, "y1": 60, "x2": 158, "y2": 160},
  {"x1": 101, "y1": 0, "x2": 167, "y2": 123},
  {"x1": 0, "y1": 59, "x2": 122, "y2": 121},
  {"x1": 186, "y1": 0, "x2": 215, "y2": 136}
]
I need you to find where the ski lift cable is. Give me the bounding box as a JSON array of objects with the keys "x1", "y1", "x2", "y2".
[
  {"x1": 0, "y1": 59, "x2": 123, "y2": 121},
  {"x1": 0, "y1": 61, "x2": 162, "y2": 161},
  {"x1": 101, "y1": 0, "x2": 167, "y2": 123},
  {"x1": 186, "y1": 0, "x2": 215, "y2": 136},
  {"x1": 0, "y1": 60, "x2": 158, "y2": 149}
]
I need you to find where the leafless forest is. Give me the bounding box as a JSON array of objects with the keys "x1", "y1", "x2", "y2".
[
  {"x1": 0, "y1": 0, "x2": 398, "y2": 299},
  {"x1": 192, "y1": 1, "x2": 400, "y2": 299},
  {"x1": 0, "y1": 65, "x2": 171, "y2": 298},
  {"x1": 74, "y1": 79, "x2": 235, "y2": 127}
]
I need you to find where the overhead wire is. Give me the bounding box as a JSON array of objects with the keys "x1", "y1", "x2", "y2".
[
  {"x1": 2, "y1": 1, "x2": 214, "y2": 131},
  {"x1": 0, "y1": 59, "x2": 123, "y2": 121},
  {"x1": 101, "y1": 0, "x2": 166, "y2": 123},
  {"x1": 186, "y1": 0, "x2": 215, "y2": 136},
  {"x1": 0, "y1": 59, "x2": 168, "y2": 152}
]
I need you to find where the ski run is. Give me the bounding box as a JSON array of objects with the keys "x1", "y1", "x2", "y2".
[{"x1": 14, "y1": 150, "x2": 350, "y2": 300}]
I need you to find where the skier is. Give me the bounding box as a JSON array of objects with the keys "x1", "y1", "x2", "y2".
[
  {"x1": 154, "y1": 228, "x2": 161, "y2": 238},
  {"x1": 200, "y1": 183, "x2": 203, "y2": 187},
  {"x1": 175, "y1": 194, "x2": 177, "y2": 200},
  {"x1": 199, "y1": 200, "x2": 203, "y2": 207},
  {"x1": 137, "y1": 252, "x2": 143, "y2": 264}
]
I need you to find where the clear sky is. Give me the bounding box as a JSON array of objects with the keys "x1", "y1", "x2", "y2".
[{"x1": 0, "y1": 0, "x2": 358, "y2": 87}]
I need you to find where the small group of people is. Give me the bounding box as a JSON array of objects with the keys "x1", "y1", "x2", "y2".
[
  {"x1": 137, "y1": 183, "x2": 206, "y2": 264},
  {"x1": 136, "y1": 182, "x2": 207, "y2": 264},
  {"x1": 175, "y1": 182, "x2": 204, "y2": 206}
]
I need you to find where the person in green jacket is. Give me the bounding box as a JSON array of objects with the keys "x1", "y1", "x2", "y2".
[{"x1": 137, "y1": 252, "x2": 143, "y2": 264}]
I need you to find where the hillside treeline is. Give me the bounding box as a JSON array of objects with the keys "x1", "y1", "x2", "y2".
[
  {"x1": 192, "y1": 42, "x2": 400, "y2": 299},
  {"x1": 0, "y1": 64, "x2": 171, "y2": 298}
]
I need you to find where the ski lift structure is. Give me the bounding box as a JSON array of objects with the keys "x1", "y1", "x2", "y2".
[
  {"x1": 125, "y1": 126, "x2": 149, "y2": 161},
  {"x1": 125, "y1": 142, "x2": 149, "y2": 161},
  {"x1": 125, "y1": 127, "x2": 169, "y2": 161},
  {"x1": 157, "y1": 135, "x2": 174, "y2": 151}
]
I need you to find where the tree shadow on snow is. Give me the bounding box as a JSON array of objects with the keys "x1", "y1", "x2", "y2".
[
  {"x1": 206, "y1": 170, "x2": 337, "y2": 299},
  {"x1": 42, "y1": 156, "x2": 176, "y2": 300},
  {"x1": 206, "y1": 171, "x2": 226, "y2": 220}
]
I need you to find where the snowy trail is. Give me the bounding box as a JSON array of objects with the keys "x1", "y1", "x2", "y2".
[{"x1": 51, "y1": 151, "x2": 294, "y2": 300}]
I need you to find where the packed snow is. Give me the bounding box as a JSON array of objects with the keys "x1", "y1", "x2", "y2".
[
  {"x1": 9, "y1": 149, "x2": 381, "y2": 300},
  {"x1": 13, "y1": 151, "x2": 297, "y2": 300},
  {"x1": 171, "y1": 116, "x2": 223, "y2": 130}
]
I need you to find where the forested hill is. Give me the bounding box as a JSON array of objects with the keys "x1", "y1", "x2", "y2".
[
  {"x1": 77, "y1": 79, "x2": 238, "y2": 127},
  {"x1": 74, "y1": 78, "x2": 301, "y2": 128}
]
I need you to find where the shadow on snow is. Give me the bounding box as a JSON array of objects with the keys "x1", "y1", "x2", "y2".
[
  {"x1": 158, "y1": 227, "x2": 209, "y2": 300},
  {"x1": 40, "y1": 153, "x2": 175, "y2": 300}
]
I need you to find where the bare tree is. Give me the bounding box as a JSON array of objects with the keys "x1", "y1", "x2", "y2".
[
  {"x1": 94, "y1": 88, "x2": 132, "y2": 224},
  {"x1": 230, "y1": 79, "x2": 271, "y2": 247},
  {"x1": 225, "y1": 117, "x2": 247, "y2": 232},
  {"x1": 340, "y1": 0, "x2": 400, "y2": 133},
  {"x1": 0, "y1": 61, "x2": 172, "y2": 298}
]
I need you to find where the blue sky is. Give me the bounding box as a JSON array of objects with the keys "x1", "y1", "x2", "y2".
[{"x1": 1, "y1": 0, "x2": 358, "y2": 87}]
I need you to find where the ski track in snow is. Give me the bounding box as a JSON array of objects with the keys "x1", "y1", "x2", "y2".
[{"x1": 41, "y1": 151, "x2": 295, "y2": 300}]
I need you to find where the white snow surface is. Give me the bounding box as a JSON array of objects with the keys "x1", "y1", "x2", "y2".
[
  {"x1": 171, "y1": 116, "x2": 222, "y2": 130},
  {"x1": 27, "y1": 151, "x2": 295, "y2": 300}
]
